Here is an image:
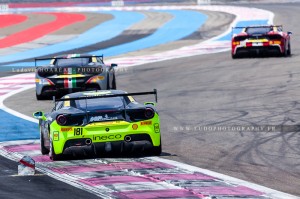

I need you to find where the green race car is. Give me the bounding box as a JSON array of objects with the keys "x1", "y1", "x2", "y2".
[{"x1": 33, "y1": 89, "x2": 161, "y2": 160}]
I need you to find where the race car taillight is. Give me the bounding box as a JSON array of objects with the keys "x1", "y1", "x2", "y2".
[
  {"x1": 232, "y1": 41, "x2": 240, "y2": 45},
  {"x1": 56, "y1": 114, "x2": 67, "y2": 126},
  {"x1": 269, "y1": 40, "x2": 281, "y2": 45},
  {"x1": 144, "y1": 108, "x2": 155, "y2": 119},
  {"x1": 37, "y1": 78, "x2": 54, "y2": 86},
  {"x1": 86, "y1": 76, "x2": 105, "y2": 83}
]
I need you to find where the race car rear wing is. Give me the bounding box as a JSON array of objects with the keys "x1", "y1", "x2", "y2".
[
  {"x1": 232, "y1": 25, "x2": 283, "y2": 30},
  {"x1": 55, "y1": 89, "x2": 158, "y2": 103},
  {"x1": 231, "y1": 25, "x2": 284, "y2": 37},
  {"x1": 34, "y1": 55, "x2": 104, "y2": 67}
]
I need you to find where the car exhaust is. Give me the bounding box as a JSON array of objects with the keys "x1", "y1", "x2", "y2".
[
  {"x1": 124, "y1": 135, "x2": 131, "y2": 142},
  {"x1": 85, "y1": 139, "x2": 92, "y2": 145}
]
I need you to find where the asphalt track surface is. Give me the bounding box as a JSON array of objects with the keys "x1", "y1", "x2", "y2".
[
  {"x1": 2, "y1": 2, "x2": 300, "y2": 198},
  {"x1": 0, "y1": 155, "x2": 100, "y2": 199}
]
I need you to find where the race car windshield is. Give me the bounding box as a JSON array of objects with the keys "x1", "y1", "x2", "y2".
[
  {"x1": 246, "y1": 27, "x2": 272, "y2": 35},
  {"x1": 55, "y1": 58, "x2": 90, "y2": 67},
  {"x1": 75, "y1": 96, "x2": 125, "y2": 111}
]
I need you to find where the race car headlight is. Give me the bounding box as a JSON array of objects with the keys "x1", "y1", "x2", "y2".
[
  {"x1": 86, "y1": 76, "x2": 105, "y2": 83},
  {"x1": 144, "y1": 108, "x2": 155, "y2": 119},
  {"x1": 56, "y1": 114, "x2": 67, "y2": 126}
]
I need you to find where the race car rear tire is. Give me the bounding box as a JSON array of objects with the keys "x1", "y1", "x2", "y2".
[
  {"x1": 152, "y1": 137, "x2": 162, "y2": 156},
  {"x1": 287, "y1": 42, "x2": 291, "y2": 56},
  {"x1": 36, "y1": 93, "x2": 46, "y2": 100},
  {"x1": 152, "y1": 144, "x2": 162, "y2": 156},
  {"x1": 232, "y1": 53, "x2": 238, "y2": 59},
  {"x1": 49, "y1": 141, "x2": 63, "y2": 161},
  {"x1": 40, "y1": 130, "x2": 49, "y2": 155},
  {"x1": 282, "y1": 43, "x2": 288, "y2": 57}
]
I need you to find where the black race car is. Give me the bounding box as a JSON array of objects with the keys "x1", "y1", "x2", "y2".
[{"x1": 35, "y1": 54, "x2": 117, "y2": 100}]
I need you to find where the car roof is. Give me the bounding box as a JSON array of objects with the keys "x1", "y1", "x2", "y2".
[
  {"x1": 55, "y1": 54, "x2": 96, "y2": 58},
  {"x1": 63, "y1": 90, "x2": 127, "y2": 99}
]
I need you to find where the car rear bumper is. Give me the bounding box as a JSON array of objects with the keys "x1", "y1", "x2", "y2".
[
  {"x1": 233, "y1": 44, "x2": 283, "y2": 56},
  {"x1": 62, "y1": 139, "x2": 154, "y2": 156},
  {"x1": 39, "y1": 83, "x2": 102, "y2": 96}
]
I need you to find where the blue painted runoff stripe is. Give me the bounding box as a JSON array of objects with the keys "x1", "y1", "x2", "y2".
[
  {"x1": 2, "y1": 10, "x2": 207, "y2": 68},
  {"x1": 217, "y1": 20, "x2": 269, "y2": 41},
  {"x1": 0, "y1": 110, "x2": 38, "y2": 142},
  {"x1": 0, "y1": 11, "x2": 145, "y2": 64},
  {"x1": 90, "y1": 10, "x2": 207, "y2": 56}
]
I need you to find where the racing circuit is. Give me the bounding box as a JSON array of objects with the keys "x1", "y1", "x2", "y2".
[{"x1": 0, "y1": 0, "x2": 300, "y2": 198}]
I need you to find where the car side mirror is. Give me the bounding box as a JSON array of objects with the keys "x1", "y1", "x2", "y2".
[
  {"x1": 33, "y1": 111, "x2": 46, "y2": 120},
  {"x1": 111, "y1": 63, "x2": 118, "y2": 67},
  {"x1": 287, "y1": 31, "x2": 292, "y2": 35},
  {"x1": 144, "y1": 102, "x2": 156, "y2": 106}
]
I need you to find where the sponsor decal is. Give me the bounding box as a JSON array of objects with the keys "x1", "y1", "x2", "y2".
[
  {"x1": 154, "y1": 123, "x2": 160, "y2": 133},
  {"x1": 74, "y1": 128, "x2": 83, "y2": 136},
  {"x1": 132, "y1": 124, "x2": 138, "y2": 130},
  {"x1": 89, "y1": 114, "x2": 118, "y2": 122},
  {"x1": 61, "y1": 127, "x2": 72, "y2": 132},
  {"x1": 67, "y1": 54, "x2": 80, "y2": 58},
  {"x1": 64, "y1": 96, "x2": 70, "y2": 107},
  {"x1": 63, "y1": 68, "x2": 77, "y2": 89},
  {"x1": 53, "y1": 131, "x2": 59, "y2": 141},
  {"x1": 93, "y1": 134, "x2": 122, "y2": 141},
  {"x1": 128, "y1": 96, "x2": 135, "y2": 102},
  {"x1": 141, "y1": 121, "x2": 152, "y2": 126},
  {"x1": 83, "y1": 91, "x2": 111, "y2": 96}
]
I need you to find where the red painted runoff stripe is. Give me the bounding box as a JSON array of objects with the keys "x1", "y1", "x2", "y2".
[
  {"x1": 4, "y1": 144, "x2": 40, "y2": 152},
  {"x1": 0, "y1": 14, "x2": 27, "y2": 28},
  {"x1": 32, "y1": 155, "x2": 53, "y2": 163},
  {"x1": 0, "y1": 12, "x2": 86, "y2": 48},
  {"x1": 48, "y1": 161, "x2": 174, "y2": 174},
  {"x1": 111, "y1": 161, "x2": 174, "y2": 170},
  {"x1": 114, "y1": 189, "x2": 205, "y2": 199},
  {"x1": 50, "y1": 164, "x2": 121, "y2": 174},
  {"x1": 80, "y1": 175, "x2": 157, "y2": 186},
  {"x1": 193, "y1": 186, "x2": 264, "y2": 196},
  {"x1": 146, "y1": 173, "x2": 215, "y2": 181}
]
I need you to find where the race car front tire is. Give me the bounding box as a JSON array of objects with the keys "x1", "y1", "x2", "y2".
[{"x1": 40, "y1": 130, "x2": 49, "y2": 155}]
